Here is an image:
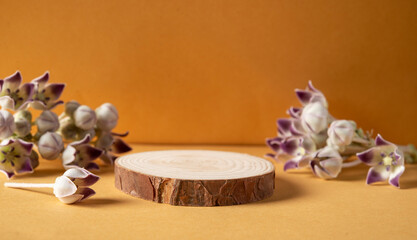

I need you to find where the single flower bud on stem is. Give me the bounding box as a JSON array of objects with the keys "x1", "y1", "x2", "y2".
[{"x1": 4, "y1": 167, "x2": 99, "y2": 204}]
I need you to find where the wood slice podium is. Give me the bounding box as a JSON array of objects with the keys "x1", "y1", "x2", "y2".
[{"x1": 115, "y1": 150, "x2": 275, "y2": 206}]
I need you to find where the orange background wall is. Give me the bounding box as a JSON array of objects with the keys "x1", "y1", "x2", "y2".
[{"x1": 0, "y1": 0, "x2": 416, "y2": 145}]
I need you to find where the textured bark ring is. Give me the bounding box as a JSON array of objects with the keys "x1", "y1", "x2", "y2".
[{"x1": 115, "y1": 150, "x2": 275, "y2": 206}]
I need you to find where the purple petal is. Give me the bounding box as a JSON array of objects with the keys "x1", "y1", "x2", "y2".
[
  {"x1": 74, "y1": 173, "x2": 99, "y2": 186},
  {"x1": 284, "y1": 159, "x2": 298, "y2": 171},
  {"x1": 266, "y1": 137, "x2": 282, "y2": 152},
  {"x1": 44, "y1": 83, "x2": 65, "y2": 101},
  {"x1": 31, "y1": 72, "x2": 49, "y2": 87},
  {"x1": 111, "y1": 131, "x2": 129, "y2": 137},
  {"x1": 357, "y1": 148, "x2": 380, "y2": 165},
  {"x1": 85, "y1": 162, "x2": 100, "y2": 170},
  {"x1": 15, "y1": 139, "x2": 33, "y2": 155},
  {"x1": 70, "y1": 134, "x2": 91, "y2": 146},
  {"x1": 264, "y1": 153, "x2": 276, "y2": 160},
  {"x1": 287, "y1": 107, "x2": 301, "y2": 119},
  {"x1": 307, "y1": 80, "x2": 320, "y2": 92},
  {"x1": 295, "y1": 90, "x2": 312, "y2": 105},
  {"x1": 277, "y1": 119, "x2": 292, "y2": 135},
  {"x1": 0, "y1": 169, "x2": 14, "y2": 179},
  {"x1": 16, "y1": 159, "x2": 33, "y2": 174},
  {"x1": 47, "y1": 100, "x2": 64, "y2": 110},
  {"x1": 375, "y1": 134, "x2": 393, "y2": 146},
  {"x1": 112, "y1": 138, "x2": 132, "y2": 154},
  {"x1": 76, "y1": 187, "x2": 96, "y2": 200},
  {"x1": 3, "y1": 71, "x2": 22, "y2": 91},
  {"x1": 79, "y1": 145, "x2": 103, "y2": 160},
  {"x1": 280, "y1": 138, "x2": 299, "y2": 155},
  {"x1": 289, "y1": 120, "x2": 305, "y2": 136},
  {"x1": 389, "y1": 165, "x2": 405, "y2": 188},
  {"x1": 64, "y1": 167, "x2": 100, "y2": 186},
  {"x1": 15, "y1": 83, "x2": 35, "y2": 109},
  {"x1": 18, "y1": 83, "x2": 35, "y2": 99},
  {"x1": 366, "y1": 165, "x2": 390, "y2": 185}
]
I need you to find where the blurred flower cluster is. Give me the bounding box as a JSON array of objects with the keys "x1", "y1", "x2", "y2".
[
  {"x1": 0, "y1": 71, "x2": 131, "y2": 179},
  {"x1": 266, "y1": 81, "x2": 416, "y2": 188}
]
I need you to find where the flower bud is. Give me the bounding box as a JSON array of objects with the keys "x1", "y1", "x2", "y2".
[
  {"x1": 74, "y1": 105, "x2": 96, "y2": 130},
  {"x1": 95, "y1": 131, "x2": 114, "y2": 149},
  {"x1": 0, "y1": 110, "x2": 16, "y2": 139},
  {"x1": 301, "y1": 102, "x2": 329, "y2": 133},
  {"x1": 36, "y1": 111, "x2": 59, "y2": 134},
  {"x1": 14, "y1": 117, "x2": 31, "y2": 137},
  {"x1": 30, "y1": 151, "x2": 39, "y2": 169},
  {"x1": 14, "y1": 110, "x2": 32, "y2": 122},
  {"x1": 65, "y1": 100, "x2": 80, "y2": 116},
  {"x1": 58, "y1": 116, "x2": 78, "y2": 140},
  {"x1": 38, "y1": 132, "x2": 64, "y2": 160},
  {"x1": 310, "y1": 147, "x2": 343, "y2": 179},
  {"x1": 53, "y1": 167, "x2": 99, "y2": 204},
  {"x1": 96, "y1": 103, "x2": 118, "y2": 131},
  {"x1": 327, "y1": 120, "x2": 356, "y2": 148}
]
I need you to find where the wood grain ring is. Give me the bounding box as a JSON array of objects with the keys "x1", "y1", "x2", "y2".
[{"x1": 115, "y1": 150, "x2": 275, "y2": 206}]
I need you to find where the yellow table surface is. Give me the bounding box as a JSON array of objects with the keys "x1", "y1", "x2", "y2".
[{"x1": 1, "y1": 144, "x2": 417, "y2": 240}]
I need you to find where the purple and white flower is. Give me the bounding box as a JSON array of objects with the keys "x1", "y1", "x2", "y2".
[
  {"x1": 0, "y1": 71, "x2": 34, "y2": 111},
  {"x1": 62, "y1": 135, "x2": 103, "y2": 170},
  {"x1": 0, "y1": 139, "x2": 34, "y2": 178},
  {"x1": 310, "y1": 146, "x2": 343, "y2": 179},
  {"x1": 31, "y1": 72, "x2": 65, "y2": 110},
  {"x1": 54, "y1": 167, "x2": 99, "y2": 204},
  {"x1": 281, "y1": 137, "x2": 316, "y2": 171},
  {"x1": 4, "y1": 167, "x2": 99, "y2": 204},
  {"x1": 357, "y1": 134, "x2": 404, "y2": 188}
]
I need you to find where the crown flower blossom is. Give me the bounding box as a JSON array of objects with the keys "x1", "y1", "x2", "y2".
[
  {"x1": 0, "y1": 110, "x2": 16, "y2": 140},
  {"x1": 310, "y1": 146, "x2": 343, "y2": 179},
  {"x1": 0, "y1": 71, "x2": 34, "y2": 111},
  {"x1": 62, "y1": 135, "x2": 103, "y2": 170},
  {"x1": 281, "y1": 137, "x2": 316, "y2": 171},
  {"x1": 31, "y1": 72, "x2": 65, "y2": 110},
  {"x1": 0, "y1": 139, "x2": 34, "y2": 178},
  {"x1": 4, "y1": 167, "x2": 99, "y2": 204},
  {"x1": 357, "y1": 135, "x2": 405, "y2": 188},
  {"x1": 266, "y1": 81, "x2": 415, "y2": 188}
]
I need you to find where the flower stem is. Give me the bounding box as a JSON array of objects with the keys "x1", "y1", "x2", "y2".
[
  {"x1": 352, "y1": 136, "x2": 371, "y2": 145},
  {"x1": 4, "y1": 182, "x2": 55, "y2": 189},
  {"x1": 342, "y1": 159, "x2": 362, "y2": 168}
]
